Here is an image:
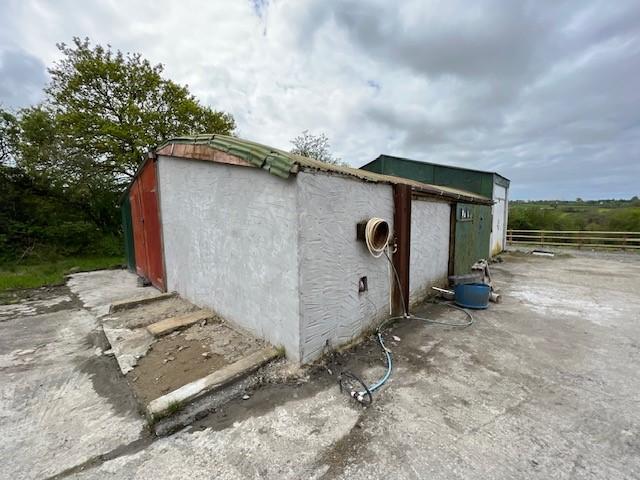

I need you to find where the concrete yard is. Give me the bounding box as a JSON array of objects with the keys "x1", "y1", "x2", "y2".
[
  {"x1": 1, "y1": 252, "x2": 640, "y2": 479},
  {"x1": 0, "y1": 270, "x2": 158, "y2": 479}
]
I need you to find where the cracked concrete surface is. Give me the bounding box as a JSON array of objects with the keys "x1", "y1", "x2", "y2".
[
  {"x1": 66, "y1": 270, "x2": 159, "y2": 317},
  {"x1": 76, "y1": 389, "x2": 359, "y2": 480},
  {"x1": 0, "y1": 270, "x2": 157, "y2": 480},
  {"x1": 1, "y1": 253, "x2": 640, "y2": 479}
]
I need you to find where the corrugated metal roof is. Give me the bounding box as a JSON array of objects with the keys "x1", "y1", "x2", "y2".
[
  {"x1": 155, "y1": 135, "x2": 492, "y2": 205},
  {"x1": 157, "y1": 134, "x2": 294, "y2": 178}
]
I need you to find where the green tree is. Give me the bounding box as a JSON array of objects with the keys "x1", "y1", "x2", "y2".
[
  {"x1": 608, "y1": 208, "x2": 640, "y2": 231},
  {"x1": 8, "y1": 106, "x2": 122, "y2": 240},
  {"x1": 1, "y1": 38, "x2": 236, "y2": 263},
  {"x1": 46, "y1": 37, "x2": 235, "y2": 179},
  {"x1": 290, "y1": 130, "x2": 344, "y2": 165},
  {"x1": 13, "y1": 107, "x2": 63, "y2": 182},
  {"x1": 0, "y1": 108, "x2": 19, "y2": 165}
]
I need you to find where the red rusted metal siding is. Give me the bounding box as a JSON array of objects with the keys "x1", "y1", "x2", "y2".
[
  {"x1": 129, "y1": 159, "x2": 166, "y2": 291},
  {"x1": 392, "y1": 184, "x2": 411, "y2": 316}
]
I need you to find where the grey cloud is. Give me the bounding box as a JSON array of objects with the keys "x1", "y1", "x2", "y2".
[
  {"x1": 309, "y1": 0, "x2": 640, "y2": 199},
  {"x1": 0, "y1": 48, "x2": 47, "y2": 109},
  {"x1": 332, "y1": 1, "x2": 539, "y2": 81},
  {"x1": 365, "y1": 103, "x2": 450, "y2": 146}
]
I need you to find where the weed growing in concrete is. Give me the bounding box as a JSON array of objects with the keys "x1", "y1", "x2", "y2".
[
  {"x1": 147, "y1": 400, "x2": 184, "y2": 427},
  {"x1": 167, "y1": 400, "x2": 184, "y2": 415}
]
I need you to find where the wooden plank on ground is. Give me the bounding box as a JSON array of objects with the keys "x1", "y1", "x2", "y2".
[{"x1": 146, "y1": 309, "x2": 212, "y2": 337}]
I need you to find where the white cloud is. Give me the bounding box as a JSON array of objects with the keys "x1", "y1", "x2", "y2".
[{"x1": 0, "y1": 0, "x2": 639, "y2": 199}]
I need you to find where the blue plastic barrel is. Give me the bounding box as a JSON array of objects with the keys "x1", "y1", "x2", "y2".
[{"x1": 454, "y1": 283, "x2": 491, "y2": 309}]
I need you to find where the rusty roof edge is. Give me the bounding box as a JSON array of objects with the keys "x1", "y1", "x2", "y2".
[
  {"x1": 294, "y1": 157, "x2": 492, "y2": 205},
  {"x1": 157, "y1": 134, "x2": 296, "y2": 178},
  {"x1": 154, "y1": 135, "x2": 491, "y2": 205},
  {"x1": 411, "y1": 185, "x2": 493, "y2": 205}
]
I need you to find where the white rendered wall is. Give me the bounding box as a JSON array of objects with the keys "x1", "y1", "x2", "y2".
[
  {"x1": 409, "y1": 199, "x2": 451, "y2": 304},
  {"x1": 296, "y1": 172, "x2": 394, "y2": 363},
  {"x1": 491, "y1": 184, "x2": 508, "y2": 256},
  {"x1": 157, "y1": 156, "x2": 302, "y2": 361},
  {"x1": 503, "y1": 187, "x2": 509, "y2": 251}
]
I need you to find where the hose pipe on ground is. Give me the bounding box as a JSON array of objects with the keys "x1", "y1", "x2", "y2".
[{"x1": 339, "y1": 216, "x2": 474, "y2": 406}]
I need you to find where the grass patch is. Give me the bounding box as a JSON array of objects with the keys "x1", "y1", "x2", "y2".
[
  {"x1": 0, "y1": 255, "x2": 124, "y2": 291},
  {"x1": 148, "y1": 400, "x2": 185, "y2": 426},
  {"x1": 166, "y1": 400, "x2": 184, "y2": 415}
]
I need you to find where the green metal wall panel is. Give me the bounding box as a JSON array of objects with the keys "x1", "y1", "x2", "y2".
[
  {"x1": 493, "y1": 173, "x2": 510, "y2": 189},
  {"x1": 364, "y1": 155, "x2": 495, "y2": 197},
  {"x1": 121, "y1": 195, "x2": 136, "y2": 272},
  {"x1": 433, "y1": 167, "x2": 487, "y2": 197},
  {"x1": 385, "y1": 158, "x2": 436, "y2": 185}
]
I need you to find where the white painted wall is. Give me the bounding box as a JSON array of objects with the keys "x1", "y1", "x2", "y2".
[
  {"x1": 296, "y1": 172, "x2": 394, "y2": 363},
  {"x1": 409, "y1": 199, "x2": 451, "y2": 303},
  {"x1": 491, "y1": 184, "x2": 508, "y2": 256},
  {"x1": 157, "y1": 158, "x2": 456, "y2": 364},
  {"x1": 503, "y1": 188, "x2": 509, "y2": 250},
  {"x1": 157, "y1": 156, "x2": 302, "y2": 361}
]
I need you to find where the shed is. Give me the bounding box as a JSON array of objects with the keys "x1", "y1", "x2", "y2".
[
  {"x1": 360, "y1": 155, "x2": 510, "y2": 258},
  {"x1": 123, "y1": 135, "x2": 490, "y2": 364}
]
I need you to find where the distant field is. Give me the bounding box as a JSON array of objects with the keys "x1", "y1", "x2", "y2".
[{"x1": 508, "y1": 199, "x2": 640, "y2": 232}]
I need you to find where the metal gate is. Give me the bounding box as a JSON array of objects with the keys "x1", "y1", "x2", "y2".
[{"x1": 129, "y1": 158, "x2": 165, "y2": 291}]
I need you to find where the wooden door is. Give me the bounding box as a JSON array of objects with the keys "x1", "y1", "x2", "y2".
[{"x1": 453, "y1": 203, "x2": 492, "y2": 274}]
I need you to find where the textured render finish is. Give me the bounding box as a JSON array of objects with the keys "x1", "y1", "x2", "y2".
[
  {"x1": 409, "y1": 199, "x2": 451, "y2": 303},
  {"x1": 296, "y1": 172, "x2": 394, "y2": 363},
  {"x1": 491, "y1": 184, "x2": 508, "y2": 256},
  {"x1": 157, "y1": 156, "x2": 302, "y2": 361}
]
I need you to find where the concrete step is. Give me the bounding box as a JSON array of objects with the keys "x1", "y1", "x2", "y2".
[
  {"x1": 146, "y1": 309, "x2": 213, "y2": 337},
  {"x1": 149, "y1": 346, "x2": 282, "y2": 435}
]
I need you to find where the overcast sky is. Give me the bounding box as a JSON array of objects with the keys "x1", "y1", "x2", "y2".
[{"x1": 1, "y1": 0, "x2": 638, "y2": 200}]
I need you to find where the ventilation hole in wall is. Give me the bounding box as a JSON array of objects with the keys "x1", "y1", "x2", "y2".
[{"x1": 359, "y1": 276, "x2": 368, "y2": 293}]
